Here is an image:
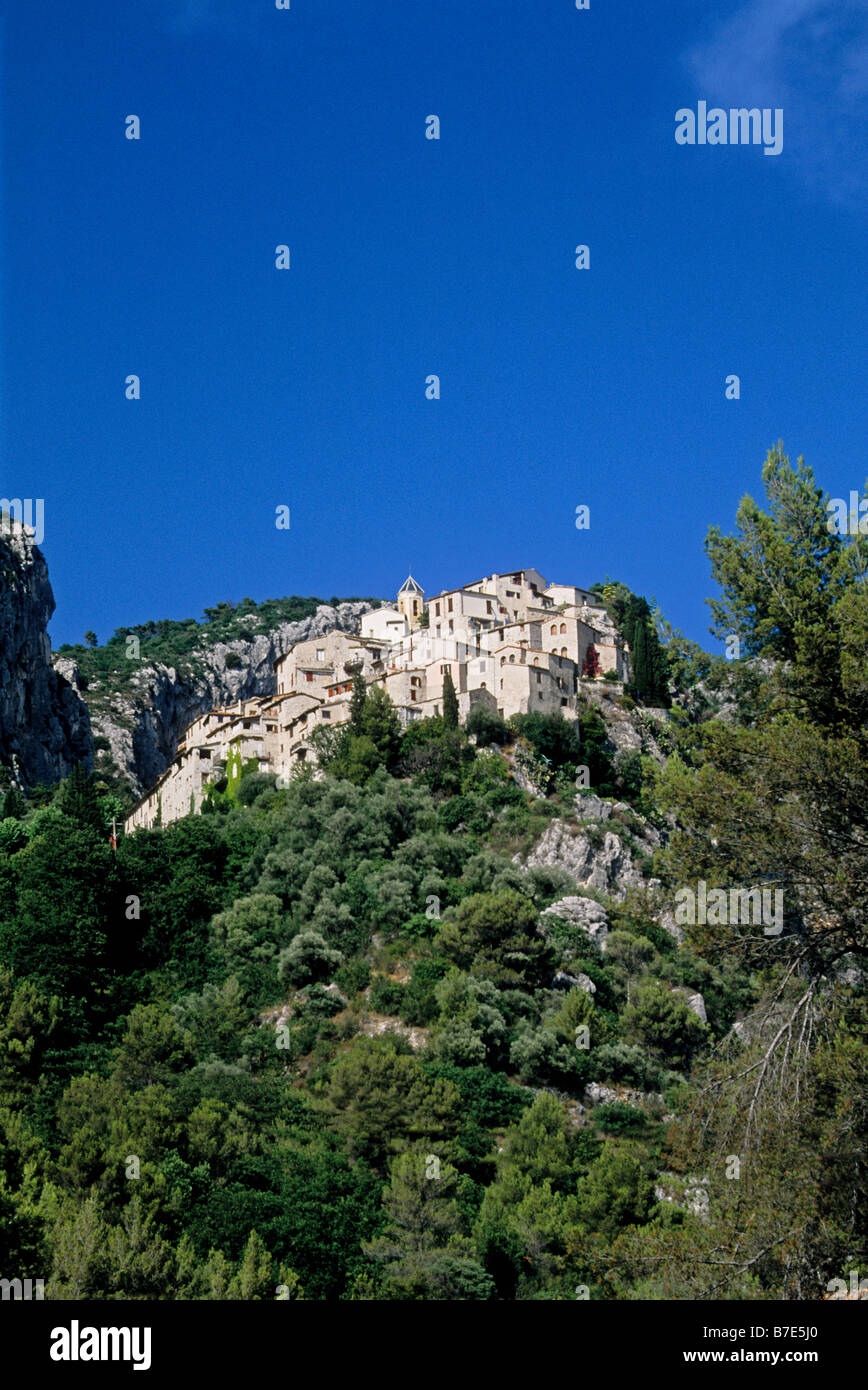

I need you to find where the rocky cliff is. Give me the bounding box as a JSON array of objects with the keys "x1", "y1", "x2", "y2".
[
  {"x1": 57, "y1": 603, "x2": 375, "y2": 796},
  {"x1": 0, "y1": 523, "x2": 92, "y2": 788}
]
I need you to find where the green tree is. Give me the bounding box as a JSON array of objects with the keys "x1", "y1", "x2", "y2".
[
  {"x1": 437, "y1": 889, "x2": 552, "y2": 988},
  {"x1": 358, "y1": 686, "x2": 403, "y2": 769},
  {"x1": 577, "y1": 1143, "x2": 656, "y2": 1237},
  {"x1": 278, "y1": 930, "x2": 343, "y2": 988},
  {"x1": 465, "y1": 706, "x2": 508, "y2": 746},
  {"x1": 363, "y1": 1149, "x2": 494, "y2": 1300},
  {"x1": 1, "y1": 822, "x2": 114, "y2": 1014},
  {"x1": 59, "y1": 764, "x2": 106, "y2": 836},
  {"x1": 327, "y1": 1035, "x2": 461, "y2": 1168},
  {"x1": 622, "y1": 978, "x2": 707, "y2": 1070},
  {"x1": 348, "y1": 665, "x2": 367, "y2": 732},
  {"x1": 705, "y1": 442, "x2": 868, "y2": 728},
  {"x1": 1, "y1": 787, "x2": 26, "y2": 821},
  {"x1": 625, "y1": 596, "x2": 670, "y2": 707},
  {"x1": 442, "y1": 668, "x2": 459, "y2": 729}
]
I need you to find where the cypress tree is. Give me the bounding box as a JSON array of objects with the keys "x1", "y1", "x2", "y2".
[
  {"x1": 349, "y1": 665, "x2": 367, "y2": 732},
  {"x1": 630, "y1": 618, "x2": 653, "y2": 702},
  {"x1": 442, "y1": 668, "x2": 459, "y2": 729}
]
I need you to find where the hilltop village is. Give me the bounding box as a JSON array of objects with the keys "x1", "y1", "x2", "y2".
[{"x1": 125, "y1": 569, "x2": 630, "y2": 831}]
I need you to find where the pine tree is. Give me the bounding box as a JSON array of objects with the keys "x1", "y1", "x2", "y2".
[{"x1": 442, "y1": 668, "x2": 459, "y2": 729}]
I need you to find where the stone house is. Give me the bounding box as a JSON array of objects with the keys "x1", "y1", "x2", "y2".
[{"x1": 124, "y1": 567, "x2": 630, "y2": 832}]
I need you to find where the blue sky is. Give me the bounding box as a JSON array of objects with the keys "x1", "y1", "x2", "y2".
[{"x1": 2, "y1": 0, "x2": 866, "y2": 649}]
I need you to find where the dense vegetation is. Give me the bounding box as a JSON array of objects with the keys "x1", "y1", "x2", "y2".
[{"x1": 0, "y1": 445, "x2": 864, "y2": 1300}]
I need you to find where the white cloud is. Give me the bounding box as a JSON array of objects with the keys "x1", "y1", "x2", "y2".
[{"x1": 684, "y1": 0, "x2": 868, "y2": 202}]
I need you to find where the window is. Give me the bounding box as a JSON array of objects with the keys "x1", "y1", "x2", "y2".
[
  {"x1": 561, "y1": 647, "x2": 567, "y2": 657},
  {"x1": 509, "y1": 654, "x2": 515, "y2": 663},
  {"x1": 410, "y1": 691, "x2": 417, "y2": 701},
  {"x1": 551, "y1": 624, "x2": 557, "y2": 635},
  {"x1": 322, "y1": 711, "x2": 331, "y2": 719},
  {"x1": 435, "y1": 602, "x2": 440, "y2": 617},
  {"x1": 560, "y1": 623, "x2": 566, "y2": 634},
  {"x1": 305, "y1": 672, "x2": 313, "y2": 682},
  {"x1": 413, "y1": 600, "x2": 418, "y2": 614},
  {"x1": 486, "y1": 601, "x2": 492, "y2": 614},
  {"x1": 480, "y1": 682, "x2": 486, "y2": 689},
  {"x1": 536, "y1": 671, "x2": 542, "y2": 683},
  {"x1": 500, "y1": 656, "x2": 506, "y2": 666},
  {"x1": 447, "y1": 597, "x2": 453, "y2": 611},
  {"x1": 316, "y1": 648, "x2": 325, "y2": 660}
]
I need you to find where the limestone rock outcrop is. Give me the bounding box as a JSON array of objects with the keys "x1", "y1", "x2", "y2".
[
  {"x1": 0, "y1": 524, "x2": 92, "y2": 788},
  {"x1": 525, "y1": 820, "x2": 648, "y2": 900},
  {"x1": 64, "y1": 602, "x2": 374, "y2": 795}
]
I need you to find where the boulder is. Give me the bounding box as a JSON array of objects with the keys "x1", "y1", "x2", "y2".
[
  {"x1": 541, "y1": 895, "x2": 610, "y2": 949},
  {"x1": 574, "y1": 793, "x2": 612, "y2": 822},
  {"x1": 552, "y1": 970, "x2": 597, "y2": 995}
]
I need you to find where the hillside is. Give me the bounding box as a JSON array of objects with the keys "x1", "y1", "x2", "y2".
[{"x1": 0, "y1": 446, "x2": 864, "y2": 1301}]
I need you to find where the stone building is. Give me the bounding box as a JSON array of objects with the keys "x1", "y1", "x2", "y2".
[{"x1": 124, "y1": 568, "x2": 629, "y2": 832}]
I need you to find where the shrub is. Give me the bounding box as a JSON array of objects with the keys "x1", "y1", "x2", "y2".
[
  {"x1": 278, "y1": 931, "x2": 344, "y2": 988},
  {"x1": 368, "y1": 976, "x2": 405, "y2": 1015},
  {"x1": 591, "y1": 1102, "x2": 649, "y2": 1136},
  {"x1": 334, "y1": 959, "x2": 371, "y2": 998},
  {"x1": 510, "y1": 713, "x2": 580, "y2": 769},
  {"x1": 465, "y1": 707, "x2": 509, "y2": 747},
  {"x1": 591, "y1": 1041, "x2": 662, "y2": 1090}
]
